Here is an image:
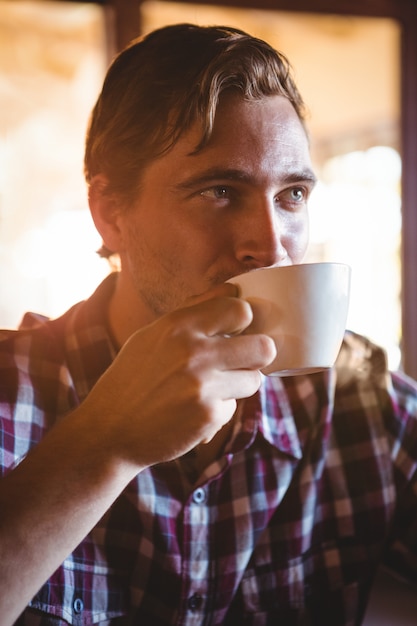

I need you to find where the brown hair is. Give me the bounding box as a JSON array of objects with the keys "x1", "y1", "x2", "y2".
[{"x1": 84, "y1": 23, "x2": 306, "y2": 204}]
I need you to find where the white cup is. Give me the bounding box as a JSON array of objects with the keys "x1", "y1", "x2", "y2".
[{"x1": 228, "y1": 262, "x2": 351, "y2": 376}]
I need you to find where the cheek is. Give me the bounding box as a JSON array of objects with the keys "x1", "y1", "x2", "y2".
[{"x1": 284, "y1": 212, "x2": 309, "y2": 262}]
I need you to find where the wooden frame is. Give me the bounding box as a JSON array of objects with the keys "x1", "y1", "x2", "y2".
[{"x1": 99, "y1": 0, "x2": 417, "y2": 377}]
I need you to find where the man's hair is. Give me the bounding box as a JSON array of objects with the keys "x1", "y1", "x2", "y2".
[{"x1": 84, "y1": 23, "x2": 306, "y2": 204}]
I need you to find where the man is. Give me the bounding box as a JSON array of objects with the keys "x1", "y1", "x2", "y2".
[{"x1": 1, "y1": 23, "x2": 416, "y2": 626}]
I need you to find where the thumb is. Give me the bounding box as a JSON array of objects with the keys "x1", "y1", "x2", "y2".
[{"x1": 181, "y1": 283, "x2": 239, "y2": 309}]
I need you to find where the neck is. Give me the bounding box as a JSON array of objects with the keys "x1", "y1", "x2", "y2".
[{"x1": 107, "y1": 272, "x2": 156, "y2": 348}]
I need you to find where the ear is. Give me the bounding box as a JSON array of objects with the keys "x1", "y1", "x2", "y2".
[{"x1": 88, "y1": 175, "x2": 123, "y2": 254}]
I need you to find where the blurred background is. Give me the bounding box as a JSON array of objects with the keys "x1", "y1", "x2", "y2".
[{"x1": 0, "y1": 0, "x2": 409, "y2": 372}]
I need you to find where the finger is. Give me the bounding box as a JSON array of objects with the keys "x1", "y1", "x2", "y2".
[
  {"x1": 214, "y1": 333, "x2": 277, "y2": 372},
  {"x1": 179, "y1": 295, "x2": 254, "y2": 338},
  {"x1": 218, "y1": 369, "x2": 264, "y2": 401},
  {"x1": 199, "y1": 370, "x2": 263, "y2": 445},
  {"x1": 181, "y1": 282, "x2": 239, "y2": 309}
]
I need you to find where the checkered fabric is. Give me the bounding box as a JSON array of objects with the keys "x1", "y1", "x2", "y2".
[{"x1": 2, "y1": 274, "x2": 417, "y2": 626}]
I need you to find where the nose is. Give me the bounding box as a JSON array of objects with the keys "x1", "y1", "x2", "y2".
[{"x1": 234, "y1": 200, "x2": 289, "y2": 269}]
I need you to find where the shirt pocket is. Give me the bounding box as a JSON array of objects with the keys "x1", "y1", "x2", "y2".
[
  {"x1": 238, "y1": 537, "x2": 374, "y2": 626},
  {"x1": 302, "y1": 538, "x2": 375, "y2": 625},
  {"x1": 237, "y1": 557, "x2": 309, "y2": 626},
  {"x1": 27, "y1": 560, "x2": 129, "y2": 625}
]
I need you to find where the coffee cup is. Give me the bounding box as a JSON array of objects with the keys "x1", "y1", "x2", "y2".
[{"x1": 228, "y1": 262, "x2": 351, "y2": 376}]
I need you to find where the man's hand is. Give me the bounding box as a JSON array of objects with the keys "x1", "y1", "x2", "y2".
[{"x1": 84, "y1": 282, "x2": 276, "y2": 468}]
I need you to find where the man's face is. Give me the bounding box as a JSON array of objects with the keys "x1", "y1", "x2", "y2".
[{"x1": 115, "y1": 93, "x2": 316, "y2": 322}]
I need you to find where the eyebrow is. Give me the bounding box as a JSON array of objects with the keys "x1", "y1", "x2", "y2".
[{"x1": 175, "y1": 166, "x2": 318, "y2": 191}]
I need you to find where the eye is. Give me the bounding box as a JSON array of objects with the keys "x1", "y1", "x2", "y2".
[
  {"x1": 289, "y1": 187, "x2": 306, "y2": 202},
  {"x1": 277, "y1": 185, "x2": 309, "y2": 210},
  {"x1": 200, "y1": 185, "x2": 230, "y2": 200}
]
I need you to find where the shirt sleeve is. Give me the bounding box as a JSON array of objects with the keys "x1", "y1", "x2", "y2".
[{"x1": 383, "y1": 369, "x2": 417, "y2": 584}]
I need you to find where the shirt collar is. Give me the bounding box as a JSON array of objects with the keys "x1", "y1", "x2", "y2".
[
  {"x1": 237, "y1": 369, "x2": 336, "y2": 461},
  {"x1": 64, "y1": 273, "x2": 119, "y2": 402}
]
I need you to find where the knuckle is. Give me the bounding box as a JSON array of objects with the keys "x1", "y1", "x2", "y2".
[
  {"x1": 234, "y1": 297, "x2": 254, "y2": 328},
  {"x1": 264, "y1": 334, "x2": 277, "y2": 359}
]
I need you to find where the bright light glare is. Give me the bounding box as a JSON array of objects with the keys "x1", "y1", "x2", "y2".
[
  {"x1": 12, "y1": 210, "x2": 109, "y2": 317},
  {"x1": 307, "y1": 146, "x2": 402, "y2": 369}
]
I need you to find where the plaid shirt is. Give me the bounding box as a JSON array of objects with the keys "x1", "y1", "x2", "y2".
[{"x1": 2, "y1": 274, "x2": 417, "y2": 626}]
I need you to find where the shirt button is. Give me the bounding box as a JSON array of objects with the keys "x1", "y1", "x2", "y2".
[
  {"x1": 187, "y1": 592, "x2": 203, "y2": 612},
  {"x1": 73, "y1": 597, "x2": 84, "y2": 614},
  {"x1": 192, "y1": 487, "x2": 206, "y2": 504}
]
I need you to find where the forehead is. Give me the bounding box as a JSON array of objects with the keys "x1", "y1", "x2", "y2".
[
  {"x1": 187, "y1": 94, "x2": 310, "y2": 170},
  {"x1": 210, "y1": 92, "x2": 307, "y2": 139},
  {"x1": 142, "y1": 94, "x2": 313, "y2": 186}
]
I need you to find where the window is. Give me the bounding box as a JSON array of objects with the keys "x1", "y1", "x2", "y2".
[{"x1": 0, "y1": 0, "x2": 109, "y2": 326}]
